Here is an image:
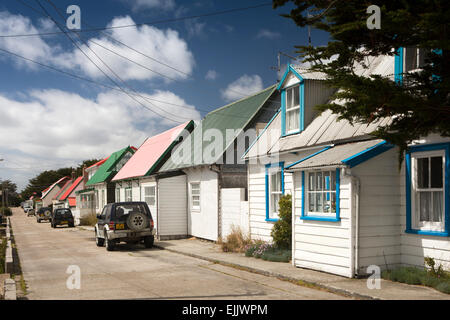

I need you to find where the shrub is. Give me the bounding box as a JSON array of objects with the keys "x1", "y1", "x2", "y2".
[
  {"x1": 0, "y1": 207, "x2": 12, "y2": 216},
  {"x1": 244, "y1": 241, "x2": 291, "y2": 263},
  {"x1": 0, "y1": 237, "x2": 6, "y2": 274},
  {"x1": 270, "y1": 194, "x2": 292, "y2": 249},
  {"x1": 79, "y1": 212, "x2": 97, "y2": 226},
  {"x1": 219, "y1": 225, "x2": 252, "y2": 253}
]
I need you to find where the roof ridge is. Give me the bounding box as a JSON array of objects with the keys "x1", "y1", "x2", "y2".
[{"x1": 206, "y1": 84, "x2": 276, "y2": 117}]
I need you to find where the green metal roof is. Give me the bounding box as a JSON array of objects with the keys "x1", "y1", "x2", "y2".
[
  {"x1": 85, "y1": 146, "x2": 135, "y2": 186},
  {"x1": 159, "y1": 85, "x2": 276, "y2": 172}
]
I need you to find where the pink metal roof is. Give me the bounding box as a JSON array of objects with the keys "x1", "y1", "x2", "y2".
[
  {"x1": 59, "y1": 176, "x2": 83, "y2": 201},
  {"x1": 112, "y1": 122, "x2": 191, "y2": 181}
]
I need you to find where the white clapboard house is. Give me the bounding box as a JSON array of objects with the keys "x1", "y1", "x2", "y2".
[{"x1": 244, "y1": 48, "x2": 450, "y2": 278}]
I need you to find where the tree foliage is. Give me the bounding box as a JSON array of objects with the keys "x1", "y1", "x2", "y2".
[
  {"x1": 20, "y1": 158, "x2": 99, "y2": 199},
  {"x1": 271, "y1": 194, "x2": 292, "y2": 249},
  {"x1": 273, "y1": 0, "x2": 450, "y2": 160}
]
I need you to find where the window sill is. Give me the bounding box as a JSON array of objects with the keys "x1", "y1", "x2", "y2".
[
  {"x1": 301, "y1": 215, "x2": 340, "y2": 222},
  {"x1": 265, "y1": 218, "x2": 279, "y2": 222},
  {"x1": 405, "y1": 229, "x2": 449, "y2": 237},
  {"x1": 281, "y1": 130, "x2": 301, "y2": 138}
]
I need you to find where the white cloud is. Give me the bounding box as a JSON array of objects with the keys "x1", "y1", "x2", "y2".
[
  {"x1": 129, "y1": 0, "x2": 175, "y2": 11},
  {"x1": 185, "y1": 19, "x2": 206, "y2": 38},
  {"x1": 0, "y1": 12, "x2": 195, "y2": 82},
  {"x1": 221, "y1": 74, "x2": 264, "y2": 102},
  {"x1": 0, "y1": 88, "x2": 201, "y2": 189},
  {"x1": 205, "y1": 70, "x2": 218, "y2": 80},
  {"x1": 256, "y1": 29, "x2": 281, "y2": 40}
]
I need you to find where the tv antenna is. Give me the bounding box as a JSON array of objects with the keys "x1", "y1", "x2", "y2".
[{"x1": 271, "y1": 51, "x2": 299, "y2": 82}]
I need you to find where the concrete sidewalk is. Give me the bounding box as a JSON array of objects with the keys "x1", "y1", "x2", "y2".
[{"x1": 154, "y1": 238, "x2": 450, "y2": 300}]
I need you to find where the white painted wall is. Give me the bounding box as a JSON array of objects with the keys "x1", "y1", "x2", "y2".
[
  {"x1": 158, "y1": 175, "x2": 188, "y2": 237},
  {"x1": 221, "y1": 188, "x2": 249, "y2": 238},
  {"x1": 400, "y1": 136, "x2": 450, "y2": 270},
  {"x1": 185, "y1": 167, "x2": 219, "y2": 241},
  {"x1": 352, "y1": 148, "x2": 402, "y2": 273},
  {"x1": 293, "y1": 170, "x2": 353, "y2": 278},
  {"x1": 248, "y1": 152, "x2": 307, "y2": 243}
]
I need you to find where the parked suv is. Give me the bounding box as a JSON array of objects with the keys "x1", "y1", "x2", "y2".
[
  {"x1": 36, "y1": 207, "x2": 52, "y2": 223},
  {"x1": 94, "y1": 202, "x2": 155, "y2": 251},
  {"x1": 25, "y1": 207, "x2": 35, "y2": 216},
  {"x1": 51, "y1": 208, "x2": 75, "y2": 228}
]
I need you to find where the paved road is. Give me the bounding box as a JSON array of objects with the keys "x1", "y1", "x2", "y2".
[{"x1": 10, "y1": 208, "x2": 347, "y2": 300}]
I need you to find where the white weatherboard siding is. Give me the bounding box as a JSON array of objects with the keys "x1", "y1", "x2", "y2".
[
  {"x1": 158, "y1": 175, "x2": 188, "y2": 238},
  {"x1": 293, "y1": 170, "x2": 353, "y2": 278},
  {"x1": 139, "y1": 178, "x2": 157, "y2": 231},
  {"x1": 352, "y1": 148, "x2": 402, "y2": 273},
  {"x1": 248, "y1": 153, "x2": 298, "y2": 242},
  {"x1": 185, "y1": 167, "x2": 219, "y2": 241},
  {"x1": 94, "y1": 183, "x2": 107, "y2": 214},
  {"x1": 221, "y1": 188, "x2": 249, "y2": 238},
  {"x1": 399, "y1": 136, "x2": 450, "y2": 270}
]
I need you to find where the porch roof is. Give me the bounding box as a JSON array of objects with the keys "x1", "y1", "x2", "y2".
[{"x1": 285, "y1": 139, "x2": 393, "y2": 170}]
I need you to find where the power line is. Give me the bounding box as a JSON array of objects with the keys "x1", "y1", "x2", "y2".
[
  {"x1": 35, "y1": 0, "x2": 188, "y2": 123},
  {"x1": 1, "y1": 2, "x2": 272, "y2": 38}
]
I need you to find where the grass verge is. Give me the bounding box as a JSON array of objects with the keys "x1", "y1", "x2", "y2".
[
  {"x1": 382, "y1": 267, "x2": 450, "y2": 294},
  {"x1": 79, "y1": 212, "x2": 97, "y2": 226}
]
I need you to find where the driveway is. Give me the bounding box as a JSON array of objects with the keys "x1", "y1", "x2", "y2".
[{"x1": 10, "y1": 208, "x2": 347, "y2": 300}]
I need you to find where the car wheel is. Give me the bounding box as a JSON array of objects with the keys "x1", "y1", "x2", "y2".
[
  {"x1": 105, "y1": 235, "x2": 116, "y2": 251},
  {"x1": 144, "y1": 235, "x2": 154, "y2": 248},
  {"x1": 37, "y1": 218, "x2": 41, "y2": 223},
  {"x1": 69, "y1": 222, "x2": 75, "y2": 228},
  {"x1": 95, "y1": 229, "x2": 104, "y2": 247}
]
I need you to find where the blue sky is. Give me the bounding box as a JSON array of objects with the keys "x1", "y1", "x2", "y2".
[{"x1": 0, "y1": 0, "x2": 330, "y2": 190}]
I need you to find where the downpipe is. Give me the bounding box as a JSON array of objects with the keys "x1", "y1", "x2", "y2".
[{"x1": 343, "y1": 168, "x2": 361, "y2": 278}]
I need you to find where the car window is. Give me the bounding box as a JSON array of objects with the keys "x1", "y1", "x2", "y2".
[
  {"x1": 100, "y1": 206, "x2": 107, "y2": 220},
  {"x1": 56, "y1": 209, "x2": 71, "y2": 216},
  {"x1": 113, "y1": 203, "x2": 149, "y2": 220}
]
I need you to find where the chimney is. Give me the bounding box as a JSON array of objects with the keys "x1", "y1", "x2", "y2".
[
  {"x1": 71, "y1": 170, "x2": 76, "y2": 181},
  {"x1": 82, "y1": 165, "x2": 88, "y2": 186}
]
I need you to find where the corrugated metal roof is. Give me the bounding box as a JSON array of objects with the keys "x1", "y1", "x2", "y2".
[
  {"x1": 291, "y1": 66, "x2": 327, "y2": 80},
  {"x1": 85, "y1": 146, "x2": 136, "y2": 186},
  {"x1": 285, "y1": 139, "x2": 384, "y2": 170},
  {"x1": 53, "y1": 179, "x2": 73, "y2": 200},
  {"x1": 159, "y1": 85, "x2": 277, "y2": 172},
  {"x1": 112, "y1": 121, "x2": 194, "y2": 181},
  {"x1": 87, "y1": 157, "x2": 109, "y2": 170},
  {"x1": 59, "y1": 176, "x2": 83, "y2": 201},
  {"x1": 271, "y1": 110, "x2": 391, "y2": 154},
  {"x1": 41, "y1": 176, "x2": 69, "y2": 199}
]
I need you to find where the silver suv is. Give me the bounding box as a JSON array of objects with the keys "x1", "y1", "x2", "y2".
[{"x1": 94, "y1": 202, "x2": 155, "y2": 251}]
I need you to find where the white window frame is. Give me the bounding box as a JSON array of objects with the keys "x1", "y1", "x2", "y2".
[
  {"x1": 144, "y1": 186, "x2": 156, "y2": 207},
  {"x1": 190, "y1": 182, "x2": 201, "y2": 211},
  {"x1": 125, "y1": 187, "x2": 132, "y2": 202},
  {"x1": 268, "y1": 167, "x2": 283, "y2": 219},
  {"x1": 115, "y1": 188, "x2": 120, "y2": 202},
  {"x1": 411, "y1": 150, "x2": 445, "y2": 232},
  {"x1": 285, "y1": 85, "x2": 300, "y2": 134},
  {"x1": 305, "y1": 170, "x2": 337, "y2": 217}
]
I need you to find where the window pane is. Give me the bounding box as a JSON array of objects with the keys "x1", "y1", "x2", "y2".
[
  {"x1": 323, "y1": 192, "x2": 330, "y2": 212},
  {"x1": 430, "y1": 157, "x2": 443, "y2": 188},
  {"x1": 331, "y1": 171, "x2": 336, "y2": 191},
  {"x1": 287, "y1": 109, "x2": 299, "y2": 132},
  {"x1": 308, "y1": 193, "x2": 315, "y2": 211},
  {"x1": 272, "y1": 194, "x2": 280, "y2": 214},
  {"x1": 293, "y1": 87, "x2": 299, "y2": 106},
  {"x1": 331, "y1": 193, "x2": 336, "y2": 213},
  {"x1": 324, "y1": 172, "x2": 330, "y2": 191},
  {"x1": 419, "y1": 192, "x2": 431, "y2": 222},
  {"x1": 432, "y1": 191, "x2": 443, "y2": 222},
  {"x1": 286, "y1": 88, "x2": 293, "y2": 108},
  {"x1": 271, "y1": 172, "x2": 281, "y2": 192},
  {"x1": 417, "y1": 158, "x2": 429, "y2": 189},
  {"x1": 316, "y1": 172, "x2": 323, "y2": 191},
  {"x1": 316, "y1": 193, "x2": 322, "y2": 212},
  {"x1": 309, "y1": 172, "x2": 315, "y2": 191}
]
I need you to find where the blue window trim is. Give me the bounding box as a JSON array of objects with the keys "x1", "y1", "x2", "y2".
[
  {"x1": 265, "y1": 162, "x2": 285, "y2": 222},
  {"x1": 301, "y1": 168, "x2": 340, "y2": 222},
  {"x1": 394, "y1": 47, "x2": 404, "y2": 84},
  {"x1": 279, "y1": 64, "x2": 304, "y2": 137},
  {"x1": 341, "y1": 141, "x2": 394, "y2": 168},
  {"x1": 405, "y1": 142, "x2": 450, "y2": 237}
]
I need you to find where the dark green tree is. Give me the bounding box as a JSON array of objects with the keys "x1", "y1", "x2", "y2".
[
  {"x1": 273, "y1": 0, "x2": 450, "y2": 160},
  {"x1": 271, "y1": 194, "x2": 292, "y2": 249}
]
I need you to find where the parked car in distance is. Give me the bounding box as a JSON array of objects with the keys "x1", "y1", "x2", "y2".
[
  {"x1": 94, "y1": 202, "x2": 155, "y2": 251},
  {"x1": 51, "y1": 208, "x2": 75, "y2": 228},
  {"x1": 36, "y1": 207, "x2": 52, "y2": 223},
  {"x1": 23, "y1": 205, "x2": 32, "y2": 214},
  {"x1": 26, "y1": 208, "x2": 35, "y2": 217}
]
